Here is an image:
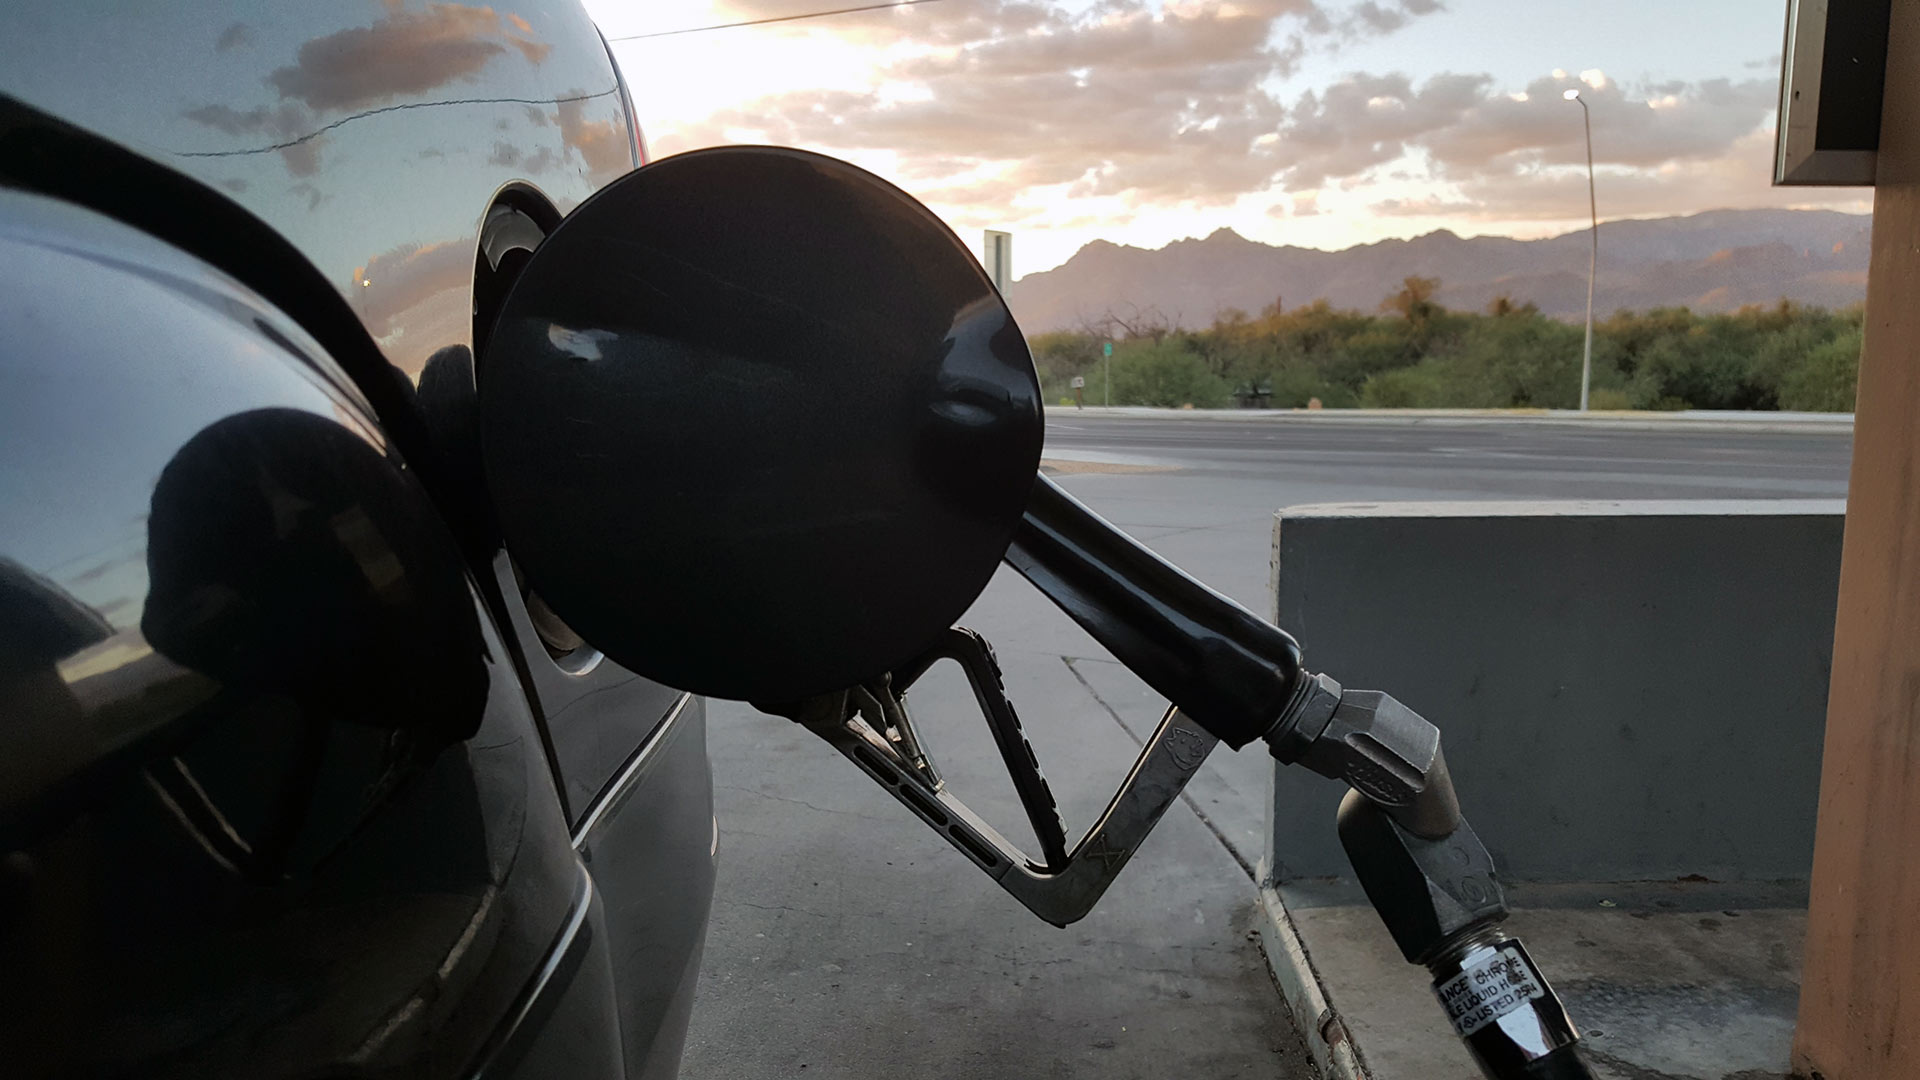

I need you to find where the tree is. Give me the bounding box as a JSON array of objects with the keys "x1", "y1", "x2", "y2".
[
  {"x1": 1448, "y1": 310, "x2": 1585, "y2": 407},
  {"x1": 1040, "y1": 291, "x2": 1857, "y2": 413},
  {"x1": 1486, "y1": 294, "x2": 1539, "y2": 318},
  {"x1": 1360, "y1": 366, "x2": 1442, "y2": 407},
  {"x1": 1079, "y1": 302, "x2": 1177, "y2": 344},
  {"x1": 1108, "y1": 341, "x2": 1232, "y2": 408},
  {"x1": 1028, "y1": 330, "x2": 1104, "y2": 402},
  {"x1": 1381, "y1": 275, "x2": 1442, "y2": 326},
  {"x1": 1779, "y1": 324, "x2": 1862, "y2": 411}
]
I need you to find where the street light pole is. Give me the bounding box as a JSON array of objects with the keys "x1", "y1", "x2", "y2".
[{"x1": 1565, "y1": 88, "x2": 1597, "y2": 411}]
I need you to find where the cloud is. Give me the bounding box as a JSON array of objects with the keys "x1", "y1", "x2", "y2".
[
  {"x1": 1257, "y1": 71, "x2": 1492, "y2": 190},
  {"x1": 289, "y1": 181, "x2": 327, "y2": 212},
  {"x1": 279, "y1": 138, "x2": 327, "y2": 178},
  {"x1": 1284, "y1": 190, "x2": 1321, "y2": 216},
  {"x1": 353, "y1": 240, "x2": 471, "y2": 338},
  {"x1": 554, "y1": 94, "x2": 634, "y2": 180},
  {"x1": 1264, "y1": 70, "x2": 1780, "y2": 194},
  {"x1": 267, "y1": 3, "x2": 549, "y2": 113},
  {"x1": 663, "y1": 0, "x2": 1441, "y2": 209},
  {"x1": 181, "y1": 4, "x2": 575, "y2": 177},
  {"x1": 488, "y1": 139, "x2": 560, "y2": 173},
  {"x1": 1343, "y1": 0, "x2": 1443, "y2": 36},
  {"x1": 182, "y1": 102, "x2": 304, "y2": 136},
  {"x1": 1371, "y1": 128, "x2": 1866, "y2": 223},
  {"x1": 1289, "y1": 67, "x2": 1878, "y2": 232},
  {"x1": 181, "y1": 102, "x2": 328, "y2": 175},
  {"x1": 648, "y1": 1, "x2": 1849, "y2": 260}
]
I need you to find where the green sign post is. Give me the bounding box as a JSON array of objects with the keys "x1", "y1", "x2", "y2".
[{"x1": 1102, "y1": 341, "x2": 1112, "y2": 407}]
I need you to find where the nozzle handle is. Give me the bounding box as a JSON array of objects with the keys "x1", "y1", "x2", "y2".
[{"x1": 1006, "y1": 474, "x2": 1304, "y2": 748}]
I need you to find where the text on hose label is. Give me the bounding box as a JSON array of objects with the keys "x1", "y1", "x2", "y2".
[{"x1": 1433, "y1": 946, "x2": 1545, "y2": 1037}]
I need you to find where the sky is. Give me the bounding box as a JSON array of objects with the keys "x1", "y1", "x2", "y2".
[{"x1": 587, "y1": 0, "x2": 1872, "y2": 276}]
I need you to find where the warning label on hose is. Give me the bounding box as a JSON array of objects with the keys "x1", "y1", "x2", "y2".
[{"x1": 1433, "y1": 946, "x2": 1545, "y2": 1037}]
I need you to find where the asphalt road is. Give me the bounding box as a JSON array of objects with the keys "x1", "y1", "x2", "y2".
[
  {"x1": 1044, "y1": 415, "x2": 1851, "y2": 497},
  {"x1": 1040, "y1": 415, "x2": 1852, "y2": 614},
  {"x1": 684, "y1": 416, "x2": 1851, "y2": 1080}
]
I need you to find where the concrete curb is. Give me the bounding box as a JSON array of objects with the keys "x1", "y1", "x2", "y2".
[
  {"x1": 1259, "y1": 885, "x2": 1368, "y2": 1080},
  {"x1": 1044, "y1": 405, "x2": 1854, "y2": 435}
]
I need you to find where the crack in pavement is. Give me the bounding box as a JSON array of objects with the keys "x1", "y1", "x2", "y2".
[
  {"x1": 720, "y1": 899, "x2": 837, "y2": 920},
  {"x1": 716, "y1": 784, "x2": 899, "y2": 824},
  {"x1": 1060, "y1": 656, "x2": 1259, "y2": 883},
  {"x1": 1118, "y1": 515, "x2": 1277, "y2": 541}
]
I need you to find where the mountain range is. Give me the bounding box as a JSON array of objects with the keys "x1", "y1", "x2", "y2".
[{"x1": 1003, "y1": 208, "x2": 1873, "y2": 333}]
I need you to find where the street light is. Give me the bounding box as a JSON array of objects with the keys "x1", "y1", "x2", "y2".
[{"x1": 1565, "y1": 87, "x2": 1597, "y2": 411}]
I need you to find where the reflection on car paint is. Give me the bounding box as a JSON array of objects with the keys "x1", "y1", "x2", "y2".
[
  {"x1": 0, "y1": 0, "x2": 632, "y2": 384},
  {"x1": 0, "y1": 191, "x2": 580, "y2": 1077},
  {"x1": 1, "y1": 3, "x2": 713, "y2": 1074}
]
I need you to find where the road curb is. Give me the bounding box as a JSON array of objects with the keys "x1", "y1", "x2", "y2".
[{"x1": 1259, "y1": 884, "x2": 1369, "y2": 1080}]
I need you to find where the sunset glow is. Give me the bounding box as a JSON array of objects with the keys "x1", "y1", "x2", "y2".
[{"x1": 591, "y1": 1, "x2": 1871, "y2": 276}]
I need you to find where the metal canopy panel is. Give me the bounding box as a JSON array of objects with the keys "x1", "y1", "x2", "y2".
[{"x1": 1776, "y1": 0, "x2": 1892, "y2": 185}]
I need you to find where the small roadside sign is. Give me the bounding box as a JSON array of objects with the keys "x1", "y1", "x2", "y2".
[
  {"x1": 1102, "y1": 342, "x2": 1113, "y2": 357},
  {"x1": 1070, "y1": 375, "x2": 1085, "y2": 388},
  {"x1": 983, "y1": 230, "x2": 1012, "y2": 293}
]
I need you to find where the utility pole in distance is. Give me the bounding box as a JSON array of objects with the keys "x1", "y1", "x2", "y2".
[{"x1": 1564, "y1": 87, "x2": 1598, "y2": 411}]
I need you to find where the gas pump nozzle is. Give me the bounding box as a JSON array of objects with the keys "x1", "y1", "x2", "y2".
[{"x1": 778, "y1": 474, "x2": 1592, "y2": 1079}]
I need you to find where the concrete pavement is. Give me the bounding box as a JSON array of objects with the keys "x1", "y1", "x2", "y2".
[
  {"x1": 681, "y1": 415, "x2": 1852, "y2": 1080},
  {"x1": 682, "y1": 573, "x2": 1314, "y2": 1080}
]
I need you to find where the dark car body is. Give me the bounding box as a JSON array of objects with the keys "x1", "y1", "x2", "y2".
[{"x1": 0, "y1": 3, "x2": 715, "y2": 1077}]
